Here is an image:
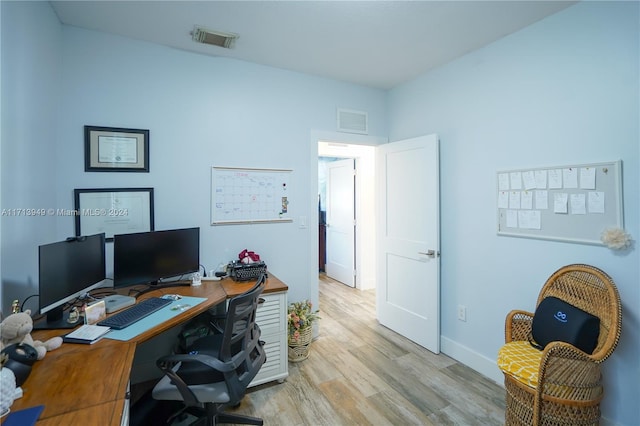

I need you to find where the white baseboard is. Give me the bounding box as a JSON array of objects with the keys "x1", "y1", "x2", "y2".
[
  {"x1": 358, "y1": 277, "x2": 375, "y2": 291},
  {"x1": 599, "y1": 418, "x2": 617, "y2": 426},
  {"x1": 441, "y1": 336, "x2": 504, "y2": 386}
]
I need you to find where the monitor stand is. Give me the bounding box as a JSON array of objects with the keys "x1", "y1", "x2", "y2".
[
  {"x1": 104, "y1": 295, "x2": 136, "y2": 313},
  {"x1": 33, "y1": 310, "x2": 83, "y2": 330}
]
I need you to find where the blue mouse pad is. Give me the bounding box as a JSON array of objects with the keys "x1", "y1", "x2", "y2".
[
  {"x1": 105, "y1": 296, "x2": 207, "y2": 341},
  {"x1": 3, "y1": 405, "x2": 44, "y2": 426}
]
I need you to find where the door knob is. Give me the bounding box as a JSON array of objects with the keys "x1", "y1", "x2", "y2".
[{"x1": 418, "y1": 250, "x2": 438, "y2": 258}]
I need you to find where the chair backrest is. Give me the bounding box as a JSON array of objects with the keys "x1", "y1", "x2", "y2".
[
  {"x1": 219, "y1": 273, "x2": 267, "y2": 401},
  {"x1": 536, "y1": 264, "x2": 622, "y2": 361}
]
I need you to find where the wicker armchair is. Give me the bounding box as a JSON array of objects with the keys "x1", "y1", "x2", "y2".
[{"x1": 497, "y1": 264, "x2": 622, "y2": 425}]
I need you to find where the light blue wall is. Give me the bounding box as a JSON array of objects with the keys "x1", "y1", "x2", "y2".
[
  {"x1": 55, "y1": 27, "x2": 387, "y2": 307},
  {"x1": 1, "y1": 1, "x2": 61, "y2": 309},
  {"x1": 1, "y1": 2, "x2": 387, "y2": 314},
  {"x1": 2, "y1": 2, "x2": 638, "y2": 425},
  {"x1": 388, "y1": 2, "x2": 639, "y2": 425}
]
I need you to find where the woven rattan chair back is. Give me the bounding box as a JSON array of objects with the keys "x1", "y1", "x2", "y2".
[{"x1": 536, "y1": 263, "x2": 622, "y2": 361}]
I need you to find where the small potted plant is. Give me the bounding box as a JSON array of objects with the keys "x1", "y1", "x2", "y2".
[{"x1": 287, "y1": 300, "x2": 320, "y2": 362}]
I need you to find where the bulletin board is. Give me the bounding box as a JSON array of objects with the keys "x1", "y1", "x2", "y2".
[
  {"x1": 211, "y1": 167, "x2": 292, "y2": 225},
  {"x1": 496, "y1": 160, "x2": 623, "y2": 245}
]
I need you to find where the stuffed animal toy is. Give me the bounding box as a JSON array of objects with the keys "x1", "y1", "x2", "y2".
[{"x1": 0, "y1": 310, "x2": 62, "y2": 360}]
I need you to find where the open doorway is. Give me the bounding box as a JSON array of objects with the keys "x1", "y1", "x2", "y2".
[{"x1": 318, "y1": 141, "x2": 376, "y2": 290}]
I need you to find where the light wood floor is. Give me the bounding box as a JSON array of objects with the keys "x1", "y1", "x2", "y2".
[{"x1": 226, "y1": 274, "x2": 506, "y2": 425}]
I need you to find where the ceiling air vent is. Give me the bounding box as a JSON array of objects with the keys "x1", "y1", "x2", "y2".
[
  {"x1": 192, "y1": 26, "x2": 238, "y2": 49},
  {"x1": 337, "y1": 108, "x2": 368, "y2": 135}
]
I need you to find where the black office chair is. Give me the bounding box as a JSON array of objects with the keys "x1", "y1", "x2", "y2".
[{"x1": 152, "y1": 274, "x2": 267, "y2": 426}]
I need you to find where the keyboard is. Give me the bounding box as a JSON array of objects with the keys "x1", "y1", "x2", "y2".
[{"x1": 98, "y1": 297, "x2": 173, "y2": 330}]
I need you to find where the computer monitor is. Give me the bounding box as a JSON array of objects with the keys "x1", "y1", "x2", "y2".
[
  {"x1": 113, "y1": 227, "x2": 200, "y2": 288},
  {"x1": 36, "y1": 233, "x2": 107, "y2": 329}
]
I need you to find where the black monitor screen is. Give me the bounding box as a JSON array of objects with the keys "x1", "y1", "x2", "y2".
[
  {"x1": 113, "y1": 227, "x2": 200, "y2": 288},
  {"x1": 37, "y1": 233, "x2": 106, "y2": 329}
]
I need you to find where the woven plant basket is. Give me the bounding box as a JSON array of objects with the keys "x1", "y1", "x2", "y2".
[{"x1": 288, "y1": 326, "x2": 313, "y2": 362}]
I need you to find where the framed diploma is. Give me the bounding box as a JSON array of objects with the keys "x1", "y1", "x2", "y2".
[
  {"x1": 73, "y1": 188, "x2": 154, "y2": 241},
  {"x1": 84, "y1": 126, "x2": 149, "y2": 172}
]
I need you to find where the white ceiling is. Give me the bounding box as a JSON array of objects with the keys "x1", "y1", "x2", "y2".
[{"x1": 50, "y1": 1, "x2": 576, "y2": 90}]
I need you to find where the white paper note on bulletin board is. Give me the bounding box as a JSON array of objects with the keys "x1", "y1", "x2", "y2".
[
  {"x1": 497, "y1": 160, "x2": 623, "y2": 245},
  {"x1": 211, "y1": 167, "x2": 292, "y2": 225}
]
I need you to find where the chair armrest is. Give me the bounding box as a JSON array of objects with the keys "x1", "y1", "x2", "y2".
[
  {"x1": 537, "y1": 342, "x2": 602, "y2": 402},
  {"x1": 505, "y1": 310, "x2": 533, "y2": 343},
  {"x1": 155, "y1": 353, "x2": 237, "y2": 407},
  {"x1": 157, "y1": 353, "x2": 236, "y2": 373}
]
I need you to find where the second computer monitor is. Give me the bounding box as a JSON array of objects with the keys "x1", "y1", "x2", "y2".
[{"x1": 113, "y1": 227, "x2": 200, "y2": 288}]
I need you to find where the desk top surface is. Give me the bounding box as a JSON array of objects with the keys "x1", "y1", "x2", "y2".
[{"x1": 4, "y1": 274, "x2": 287, "y2": 425}]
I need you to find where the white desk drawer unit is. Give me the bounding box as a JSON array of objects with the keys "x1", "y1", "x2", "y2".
[{"x1": 250, "y1": 290, "x2": 288, "y2": 387}]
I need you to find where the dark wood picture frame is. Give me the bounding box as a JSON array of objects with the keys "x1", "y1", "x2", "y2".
[
  {"x1": 74, "y1": 188, "x2": 154, "y2": 241},
  {"x1": 84, "y1": 125, "x2": 149, "y2": 172}
]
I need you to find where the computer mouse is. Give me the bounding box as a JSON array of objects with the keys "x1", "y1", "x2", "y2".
[{"x1": 162, "y1": 294, "x2": 182, "y2": 301}]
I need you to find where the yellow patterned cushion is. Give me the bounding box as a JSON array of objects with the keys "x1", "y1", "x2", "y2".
[{"x1": 497, "y1": 341, "x2": 542, "y2": 389}]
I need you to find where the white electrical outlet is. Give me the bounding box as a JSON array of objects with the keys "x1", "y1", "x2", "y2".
[{"x1": 457, "y1": 305, "x2": 467, "y2": 322}]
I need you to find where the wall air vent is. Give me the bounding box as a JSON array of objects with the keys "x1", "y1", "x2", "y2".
[
  {"x1": 191, "y1": 26, "x2": 238, "y2": 49},
  {"x1": 337, "y1": 108, "x2": 368, "y2": 135}
]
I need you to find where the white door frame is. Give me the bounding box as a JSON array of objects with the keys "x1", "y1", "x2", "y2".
[
  {"x1": 319, "y1": 142, "x2": 377, "y2": 290},
  {"x1": 308, "y1": 131, "x2": 387, "y2": 305}
]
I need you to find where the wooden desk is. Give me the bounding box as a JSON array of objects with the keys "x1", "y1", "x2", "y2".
[{"x1": 5, "y1": 275, "x2": 287, "y2": 425}]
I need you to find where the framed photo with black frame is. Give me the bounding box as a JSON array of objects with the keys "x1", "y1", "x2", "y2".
[
  {"x1": 74, "y1": 188, "x2": 154, "y2": 241},
  {"x1": 84, "y1": 125, "x2": 149, "y2": 172}
]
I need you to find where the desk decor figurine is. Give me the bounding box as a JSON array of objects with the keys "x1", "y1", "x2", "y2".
[
  {"x1": 287, "y1": 300, "x2": 320, "y2": 362},
  {"x1": 191, "y1": 272, "x2": 202, "y2": 286}
]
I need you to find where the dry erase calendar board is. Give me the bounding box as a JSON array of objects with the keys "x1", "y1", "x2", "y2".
[
  {"x1": 211, "y1": 167, "x2": 292, "y2": 225},
  {"x1": 497, "y1": 160, "x2": 623, "y2": 245}
]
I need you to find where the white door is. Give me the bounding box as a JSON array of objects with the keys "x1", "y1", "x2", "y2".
[
  {"x1": 325, "y1": 158, "x2": 355, "y2": 287},
  {"x1": 376, "y1": 134, "x2": 440, "y2": 353}
]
